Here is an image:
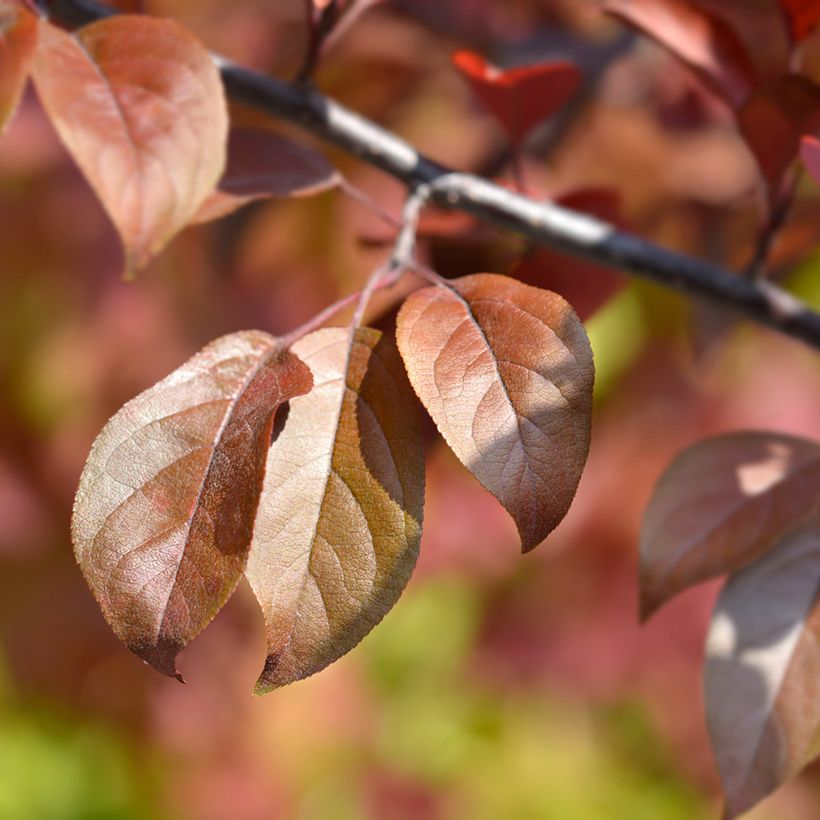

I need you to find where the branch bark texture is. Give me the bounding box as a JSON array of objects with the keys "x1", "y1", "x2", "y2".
[{"x1": 44, "y1": 0, "x2": 820, "y2": 350}]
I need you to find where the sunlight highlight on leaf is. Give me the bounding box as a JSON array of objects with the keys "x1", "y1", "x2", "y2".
[{"x1": 246, "y1": 327, "x2": 425, "y2": 692}]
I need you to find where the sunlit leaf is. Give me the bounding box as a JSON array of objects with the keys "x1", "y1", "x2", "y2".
[
  {"x1": 193, "y1": 128, "x2": 340, "y2": 224},
  {"x1": 246, "y1": 327, "x2": 424, "y2": 692},
  {"x1": 739, "y1": 75, "x2": 820, "y2": 207},
  {"x1": 780, "y1": 0, "x2": 820, "y2": 43},
  {"x1": 451, "y1": 49, "x2": 582, "y2": 144},
  {"x1": 0, "y1": 1, "x2": 37, "y2": 138},
  {"x1": 602, "y1": 0, "x2": 757, "y2": 109},
  {"x1": 32, "y1": 16, "x2": 228, "y2": 275},
  {"x1": 396, "y1": 273, "x2": 594, "y2": 553},
  {"x1": 640, "y1": 432, "x2": 820, "y2": 619},
  {"x1": 72, "y1": 331, "x2": 313, "y2": 679},
  {"x1": 705, "y1": 518, "x2": 820, "y2": 818}
]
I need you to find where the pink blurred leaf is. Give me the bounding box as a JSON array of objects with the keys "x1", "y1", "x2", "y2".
[
  {"x1": 452, "y1": 49, "x2": 582, "y2": 144},
  {"x1": 602, "y1": 0, "x2": 757, "y2": 109},
  {"x1": 32, "y1": 16, "x2": 228, "y2": 275},
  {"x1": 641, "y1": 432, "x2": 820, "y2": 619},
  {"x1": 193, "y1": 129, "x2": 340, "y2": 224},
  {"x1": 800, "y1": 134, "x2": 820, "y2": 184},
  {"x1": 705, "y1": 517, "x2": 820, "y2": 818}
]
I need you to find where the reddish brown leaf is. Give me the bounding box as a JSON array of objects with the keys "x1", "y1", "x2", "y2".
[
  {"x1": 32, "y1": 16, "x2": 228, "y2": 275},
  {"x1": 396, "y1": 273, "x2": 594, "y2": 553},
  {"x1": 511, "y1": 188, "x2": 626, "y2": 321},
  {"x1": 451, "y1": 49, "x2": 582, "y2": 144},
  {"x1": 640, "y1": 432, "x2": 820, "y2": 619},
  {"x1": 705, "y1": 518, "x2": 820, "y2": 818},
  {"x1": 193, "y1": 128, "x2": 340, "y2": 224},
  {"x1": 72, "y1": 331, "x2": 313, "y2": 679},
  {"x1": 739, "y1": 75, "x2": 820, "y2": 206},
  {"x1": 246, "y1": 327, "x2": 424, "y2": 691},
  {"x1": 0, "y1": 1, "x2": 37, "y2": 138},
  {"x1": 780, "y1": 0, "x2": 820, "y2": 42},
  {"x1": 800, "y1": 134, "x2": 820, "y2": 184},
  {"x1": 602, "y1": 0, "x2": 757, "y2": 109}
]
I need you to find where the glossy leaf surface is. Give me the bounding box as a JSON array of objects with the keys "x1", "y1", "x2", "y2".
[
  {"x1": 72, "y1": 332, "x2": 313, "y2": 678},
  {"x1": 246, "y1": 327, "x2": 424, "y2": 692},
  {"x1": 32, "y1": 16, "x2": 228, "y2": 274},
  {"x1": 396, "y1": 274, "x2": 594, "y2": 553},
  {"x1": 705, "y1": 519, "x2": 820, "y2": 818},
  {"x1": 641, "y1": 432, "x2": 820, "y2": 618},
  {"x1": 193, "y1": 128, "x2": 340, "y2": 224},
  {"x1": 0, "y1": 1, "x2": 36, "y2": 137},
  {"x1": 452, "y1": 49, "x2": 581, "y2": 144},
  {"x1": 602, "y1": 0, "x2": 757, "y2": 109}
]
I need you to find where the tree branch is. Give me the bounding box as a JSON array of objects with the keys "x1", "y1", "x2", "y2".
[{"x1": 44, "y1": 0, "x2": 820, "y2": 350}]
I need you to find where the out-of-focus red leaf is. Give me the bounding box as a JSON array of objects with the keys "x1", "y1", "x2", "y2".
[
  {"x1": 739, "y1": 75, "x2": 820, "y2": 206},
  {"x1": 601, "y1": 0, "x2": 757, "y2": 109},
  {"x1": 451, "y1": 49, "x2": 582, "y2": 144},
  {"x1": 396, "y1": 273, "x2": 594, "y2": 553},
  {"x1": 193, "y1": 129, "x2": 340, "y2": 224},
  {"x1": 705, "y1": 518, "x2": 820, "y2": 818},
  {"x1": 246, "y1": 327, "x2": 424, "y2": 691},
  {"x1": 0, "y1": 1, "x2": 37, "y2": 138},
  {"x1": 640, "y1": 432, "x2": 820, "y2": 619},
  {"x1": 32, "y1": 16, "x2": 228, "y2": 275},
  {"x1": 72, "y1": 331, "x2": 313, "y2": 679},
  {"x1": 510, "y1": 188, "x2": 626, "y2": 321},
  {"x1": 780, "y1": 0, "x2": 820, "y2": 42},
  {"x1": 800, "y1": 134, "x2": 820, "y2": 184}
]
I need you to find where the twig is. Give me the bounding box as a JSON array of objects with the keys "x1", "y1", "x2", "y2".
[{"x1": 44, "y1": 0, "x2": 820, "y2": 351}]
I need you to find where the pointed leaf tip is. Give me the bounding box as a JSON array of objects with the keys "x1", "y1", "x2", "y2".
[
  {"x1": 0, "y1": 0, "x2": 37, "y2": 138},
  {"x1": 396, "y1": 273, "x2": 594, "y2": 554},
  {"x1": 72, "y1": 331, "x2": 313, "y2": 677}
]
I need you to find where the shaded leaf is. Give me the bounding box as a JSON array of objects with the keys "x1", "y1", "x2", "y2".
[
  {"x1": 602, "y1": 0, "x2": 757, "y2": 109},
  {"x1": 193, "y1": 128, "x2": 340, "y2": 224},
  {"x1": 0, "y1": 0, "x2": 37, "y2": 138},
  {"x1": 72, "y1": 331, "x2": 313, "y2": 679},
  {"x1": 396, "y1": 273, "x2": 594, "y2": 553},
  {"x1": 32, "y1": 16, "x2": 228, "y2": 275},
  {"x1": 780, "y1": 0, "x2": 820, "y2": 42},
  {"x1": 705, "y1": 518, "x2": 820, "y2": 818},
  {"x1": 246, "y1": 327, "x2": 424, "y2": 692},
  {"x1": 641, "y1": 432, "x2": 820, "y2": 619},
  {"x1": 739, "y1": 75, "x2": 820, "y2": 207},
  {"x1": 451, "y1": 49, "x2": 582, "y2": 144}
]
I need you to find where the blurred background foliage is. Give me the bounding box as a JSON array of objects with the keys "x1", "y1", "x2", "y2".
[{"x1": 3, "y1": 0, "x2": 820, "y2": 817}]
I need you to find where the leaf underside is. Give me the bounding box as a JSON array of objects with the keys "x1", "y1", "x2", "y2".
[{"x1": 0, "y1": 0, "x2": 37, "y2": 137}]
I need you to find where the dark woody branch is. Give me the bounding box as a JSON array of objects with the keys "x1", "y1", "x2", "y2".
[{"x1": 44, "y1": 0, "x2": 820, "y2": 350}]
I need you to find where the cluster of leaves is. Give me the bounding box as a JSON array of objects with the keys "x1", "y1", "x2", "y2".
[
  {"x1": 0, "y1": 2, "x2": 596, "y2": 693},
  {"x1": 5, "y1": 0, "x2": 820, "y2": 817}
]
